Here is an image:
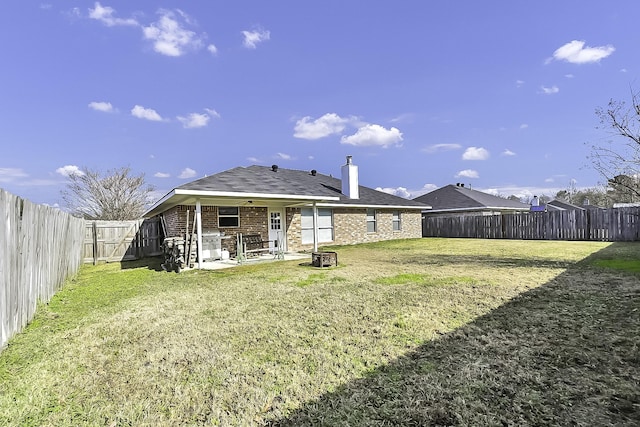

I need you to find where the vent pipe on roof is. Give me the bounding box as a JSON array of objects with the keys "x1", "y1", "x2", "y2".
[
  {"x1": 341, "y1": 155, "x2": 359, "y2": 199},
  {"x1": 271, "y1": 165, "x2": 278, "y2": 172},
  {"x1": 310, "y1": 169, "x2": 317, "y2": 176}
]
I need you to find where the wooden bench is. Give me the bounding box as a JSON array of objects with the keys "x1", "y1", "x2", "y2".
[{"x1": 241, "y1": 234, "x2": 271, "y2": 256}]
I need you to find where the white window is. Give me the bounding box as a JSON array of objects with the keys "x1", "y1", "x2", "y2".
[
  {"x1": 301, "y1": 208, "x2": 333, "y2": 244},
  {"x1": 367, "y1": 208, "x2": 377, "y2": 233},
  {"x1": 393, "y1": 211, "x2": 402, "y2": 231},
  {"x1": 218, "y1": 206, "x2": 239, "y2": 227}
]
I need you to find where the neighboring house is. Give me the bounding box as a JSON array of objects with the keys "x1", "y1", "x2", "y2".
[
  {"x1": 613, "y1": 202, "x2": 640, "y2": 208},
  {"x1": 144, "y1": 156, "x2": 429, "y2": 266},
  {"x1": 413, "y1": 183, "x2": 530, "y2": 216},
  {"x1": 546, "y1": 199, "x2": 586, "y2": 211}
]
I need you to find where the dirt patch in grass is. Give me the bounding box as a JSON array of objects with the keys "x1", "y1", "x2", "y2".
[{"x1": 1, "y1": 239, "x2": 638, "y2": 426}]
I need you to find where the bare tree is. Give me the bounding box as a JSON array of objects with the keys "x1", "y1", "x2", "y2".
[
  {"x1": 61, "y1": 166, "x2": 155, "y2": 220},
  {"x1": 590, "y1": 87, "x2": 640, "y2": 200}
]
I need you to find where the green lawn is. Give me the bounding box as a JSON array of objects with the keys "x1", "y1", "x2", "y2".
[{"x1": 1, "y1": 238, "x2": 639, "y2": 426}]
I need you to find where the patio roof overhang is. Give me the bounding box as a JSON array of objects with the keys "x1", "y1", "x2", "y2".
[{"x1": 144, "y1": 189, "x2": 341, "y2": 218}]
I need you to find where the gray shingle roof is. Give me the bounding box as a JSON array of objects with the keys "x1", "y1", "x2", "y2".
[
  {"x1": 413, "y1": 184, "x2": 530, "y2": 212},
  {"x1": 150, "y1": 165, "x2": 427, "y2": 212},
  {"x1": 547, "y1": 199, "x2": 586, "y2": 211}
]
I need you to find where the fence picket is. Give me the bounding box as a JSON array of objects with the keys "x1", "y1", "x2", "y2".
[
  {"x1": 423, "y1": 207, "x2": 640, "y2": 241},
  {"x1": 0, "y1": 189, "x2": 85, "y2": 351}
]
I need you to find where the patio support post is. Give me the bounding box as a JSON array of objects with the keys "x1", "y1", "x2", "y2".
[
  {"x1": 196, "y1": 199, "x2": 203, "y2": 269},
  {"x1": 313, "y1": 201, "x2": 318, "y2": 252}
]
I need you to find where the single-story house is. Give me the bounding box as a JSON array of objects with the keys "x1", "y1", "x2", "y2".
[
  {"x1": 548, "y1": 199, "x2": 605, "y2": 211},
  {"x1": 546, "y1": 199, "x2": 586, "y2": 211},
  {"x1": 413, "y1": 183, "x2": 531, "y2": 217},
  {"x1": 144, "y1": 156, "x2": 430, "y2": 267}
]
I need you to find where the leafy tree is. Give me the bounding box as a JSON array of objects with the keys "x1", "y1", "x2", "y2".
[
  {"x1": 555, "y1": 185, "x2": 616, "y2": 208},
  {"x1": 606, "y1": 174, "x2": 639, "y2": 204},
  {"x1": 590, "y1": 88, "x2": 640, "y2": 200},
  {"x1": 61, "y1": 166, "x2": 155, "y2": 220}
]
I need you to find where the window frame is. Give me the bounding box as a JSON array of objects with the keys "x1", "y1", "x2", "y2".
[
  {"x1": 392, "y1": 210, "x2": 402, "y2": 231},
  {"x1": 218, "y1": 206, "x2": 240, "y2": 228},
  {"x1": 301, "y1": 208, "x2": 334, "y2": 244},
  {"x1": 366, "y1": 208, "x2": 377, "y2": 233}
]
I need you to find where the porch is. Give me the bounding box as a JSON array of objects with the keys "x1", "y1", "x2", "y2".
[{"x1": 187, "y1": 251, "x2": 311, "y2": 270}]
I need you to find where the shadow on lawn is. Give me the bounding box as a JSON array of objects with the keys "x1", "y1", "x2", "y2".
[
  {"x1": 118, "y1": 256, "x2": 165, "y2": 272},
  {"x1": 269, "y1": 243, "x2": 640, "y2": 426}
]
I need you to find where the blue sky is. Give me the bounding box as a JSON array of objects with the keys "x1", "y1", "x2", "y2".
[{"x1": 1, "y1": 1, "x2": 637, "y2": 207}]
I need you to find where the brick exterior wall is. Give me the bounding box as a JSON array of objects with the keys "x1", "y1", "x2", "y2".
[
  {"x1": 161, "y1": 205, "x2": 269, "y2": 255},
  {"x1": 160, "y1": 205, "x2": 421, "y2": 255},
  {"x1": 286, "y1": 207, "x2": 422, "y2": 252}
]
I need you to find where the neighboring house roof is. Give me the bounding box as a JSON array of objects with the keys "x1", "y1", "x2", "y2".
[
  {"x1": 542, "y1": 203, "x2": 565, "y2": 212},
  {"x1": 613, "y1": 202, "x2": 640, "y2": 208},
  {"x1": 547, "y1": 200, "x2": 586, "y2": 211},
  {"x1": 145, "y1": 165, "x2": 429, "y2": 217},
  {"x1": 413, "y1": 184, "x2": 530, "y2": 213}
]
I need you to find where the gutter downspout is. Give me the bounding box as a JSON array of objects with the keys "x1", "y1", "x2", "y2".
[{"x1": 196, "y1": 199, "x2": 203, "y2": 269}]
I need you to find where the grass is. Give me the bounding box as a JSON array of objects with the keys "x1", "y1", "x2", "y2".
[{"x1": 0, "y1": 238, "x2": 639, "y2": 426}]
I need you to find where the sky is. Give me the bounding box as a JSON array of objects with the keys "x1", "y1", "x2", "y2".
[{"x1": 1, "y1": 1, "x2": 638, "y2": 208}]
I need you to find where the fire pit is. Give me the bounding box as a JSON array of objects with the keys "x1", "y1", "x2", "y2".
[{"x1": 312, "y1": 251, "x2": 338, "y2": 268}]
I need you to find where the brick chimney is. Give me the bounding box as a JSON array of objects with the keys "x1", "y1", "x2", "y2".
[{"x1": 341, "y1": 155, "x2": 359, "y2": 199}]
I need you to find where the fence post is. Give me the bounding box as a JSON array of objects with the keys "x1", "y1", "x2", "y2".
[{"x1": 92, "y1": 221, "x2": 98, "y2": 265}]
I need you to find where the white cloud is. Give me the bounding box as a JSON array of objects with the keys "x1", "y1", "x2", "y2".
[
  {"x1": 341, "y1": 124, "x2": 403, "y2": 148},
  {"x1": 88, "y1": 2, "x2": 139, "y2": 27},
  {"x1": 462, "y1": 147, "x2": 489, "y2": 160},
  {"x1": 422, "y1": 143, "x2": 461, "y2": 153},
  {"x1": 205, "y1": 108, "x2": 220, "y2": 118},
  {"x1": 275, "y1": 152, "x2": 292, "y2": 160},
  {"x1": 519, "y1": 123, "x2": 528, "y2": 130},
  {"x1": 207, "y1": 44, "x2": 218, "y2": 55},
  {"x1": 565, "y1": 74, "x2": 574, "y2": 79},
  {"x1": 294, "y1": 113, "x2": 351, "y2": 140},
  {"x1": 131, "y1": 105, "x2": 163, "y2": 121},
  {"x1": 178, "y1": 168, "x2": 197, "y2": 179},
  {"x1": 389, "y1": 113, "x2": 414, "y2": 123},
  {"x1": 55, "y1": 165, "x2": 84, "y2": 177},
  {"x1": 0, "y1": 168, "x2": 28, "y2": 183},
  {"x1": 408, "y1": 183, "x2": 438, "y2": 198},
  {"x1": 455, "y1": 169, "x2": 479, "y2": 179},
  {"x1": 516, "y1": 80, "x2": 525, "y2": 87},
  {"x1": 242, "y1": 29, "x2": 270, "y2": 49},
  {"x1": 540, "y1": 85, "x2": 560, "y2": 95},
  {"x1": 177, "y1": 112, "x2": 209, "y2": 128},
  {"x1": 502, "y1": 149, "x2": 516, "y2": 156},
  {"x1": 620, "y1": 68, "x2": 628, "y2": 73},
  {"x1": 176, "y1": 108, "x2": 219, "y2": 129},
  {"x1": 154, "y1": 172, "x2": 170, "y2": 178},
  {"x1": 143, "y1": 9, "x2": 203, "y2": 57},
  {"x1": 376, "y1": 186, "x2": 411, "y2": 199},
  {"x1": 247, "y1": 157, "x2": 261, "y2": 163},
  {"x1": 88, "y1": 101, "x2": 114, "y2": 112},
  {"x1": 551, "y1": 40, "x2": 615, "y2": 64},
  {"x1": 421, "y1": 183, "x2": 438, "y2": 193}
]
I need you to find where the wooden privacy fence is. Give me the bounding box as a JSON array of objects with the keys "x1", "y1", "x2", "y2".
[
  {"x1": 423, "y1": 207, "x2": 640, "y2": 241},
  {"x1": 0, "y1": 189, "x2": 85, "y2": 350},
  {"x1": 82, "y1": 218, "x2": 163, "y2": 264}
]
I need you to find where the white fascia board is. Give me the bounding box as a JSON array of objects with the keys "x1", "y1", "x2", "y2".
[
  {"x1": 174, "y1": 189, "x2": 340, "y2": 202},
  {"x1": 427, "y1": 206, "x2": 528, "y2": 213},
  {"x1": 313, "y1": 202, "x2": 429, "y2": 210},
  {"x1": 143, "y1": 189, "x2": 177, "y2": 217}
]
